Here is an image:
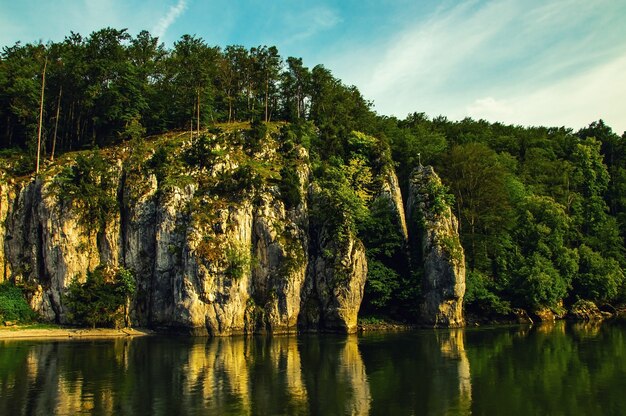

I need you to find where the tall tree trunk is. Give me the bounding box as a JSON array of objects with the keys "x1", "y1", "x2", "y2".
[
  {"x1": 50, "y1": 86, "x2": 62, "y2": 161},
  {"x1": 196, "y1": 89, "x2": 200, "y2": 133},
  {"x1": 247, "y1": 80, "x2": 253, "y2": 122},
  {"x1": 296, "y1": 89, "x2": 301, "y2": 119},
  {"x1": 265, "y1": 78, "x2": 269, "y2": 122},
  {"x1": 36, "y1": 56, "x2": 48, "y2": 174},
  {"x1": 228, "y1": 90, "x2": 233, "y2": 123}
]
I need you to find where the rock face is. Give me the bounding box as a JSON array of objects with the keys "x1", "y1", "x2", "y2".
[
  {"x1": 406, "y1": 166, "x2": 465, "y2": 327},
  {"x1": 0, "y1": 133, "x2": 370, "y2": 334},
  {"x1": 299, "y1": 218, "x2": 367, "y2": 333},
  {"x1": 378, "y1": 168, "x2": 409, "y2": 242},
  {"x1": 0, "y1": 132, "x2": 465, "y2": 333},
  {"x1": 568, "y1": 300, "x2": 605, "y2": 321}
]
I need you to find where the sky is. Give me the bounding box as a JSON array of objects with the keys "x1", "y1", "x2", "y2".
[{"x1": 2, "y1": 0, "x2": 626, "y2": 133}]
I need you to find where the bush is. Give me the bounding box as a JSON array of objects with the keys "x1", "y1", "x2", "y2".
[
  {"x1": 0, "y1": 283, "x2": 36, "y2": 323},
  {"x1": 52, "y1": 151, "x2": 118, "y2": 234},
  {"x1": 215, "y1": 164, "x2": 263, "y2": 198},
  {"x1": 572, "y1": 244, "x2": 624, "y2": 303},
  {"x1": 464, "y1": 271, "x2": 511, "y2": 316},
  {"x1": 279, "y1": 165, "x2": 302, "y2": 209},
  {"x1": 513, "y1": 253, "x2": 569, "y2": 309},
  {"x1": 64, "y1": 266, "x2": 136, "y2": 328},
  {"x1": 225, "y1": 243, "x2": 251, "y2": 280},
  {"x1": 246, "y1": 120, "x2": 267, "y2": 154},
  {"x1": 183, "y1": 134, "x2": 218, "y2": 169},
  {"x1": 364, "y1": 260, "x2": 400, "y2": 310}
]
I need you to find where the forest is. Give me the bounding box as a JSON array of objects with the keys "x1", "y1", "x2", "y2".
[{"x1": 2, "y1": 28, "x2": 626, "y2": 321}]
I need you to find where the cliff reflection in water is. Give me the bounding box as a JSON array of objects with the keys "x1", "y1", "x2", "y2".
[
  {"x1": 2, "y1": 321, "x2": 626, "y2": 415},
  {"x1": 0, "y1": 335, "x2": 371, "y2": 415}
]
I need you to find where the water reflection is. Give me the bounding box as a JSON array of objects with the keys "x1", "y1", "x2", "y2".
[
  {"x1": 439, "y1": 329, "x2": 472, "y2": 414},
  {"x1": 466, "y1": 321, "x2": 626, "y2": 415},
  {"x1": 1, "y1": 321, "x2": 626, "y2": 415}
]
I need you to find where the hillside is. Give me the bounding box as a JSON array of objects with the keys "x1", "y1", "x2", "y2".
[{"x1": 1, "y1": 28, "x2": 626, "y2": 329}]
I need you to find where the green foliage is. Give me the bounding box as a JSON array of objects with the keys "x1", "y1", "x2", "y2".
[
  {"x1": 146, "y1": 146, "x2": 170, "y2": 183},
  {"x1": 312, "y1": 157, "x2": 371, "y2": 243},
  {"x1": 0, "y1": 149, "x2": 36, "y2": 177},
  {"x1": 183, "y1": 134, "x2": 218, "y2": 169},
  {"x1": 215, "y1": 163, "x2": 264, "y2": 199},
  {"x1": 0, "y1": 283, "x2": 36, "y2": 322},
  {"x1": 572, "y1": 245, "x2": 624, "y2": 303},
  {"x1": 364, "y1": 259, "x2": 400, "y2": 310},
  {"x1": 278, "y1": 165, "x2": 302, "y2": 209},
  {"x1": 247, "y1": 119, "x2": 267, "y2": 153},
  {"x1": 423, "y1": 180, "x2": 455, "y2": 216},
  {"x1": 464, "y1": 271, "x2": 511, "y2": 316},
  {"x1": 51, "y1": 150, "x2": 118, "y2": 234},
  {"x1": 122, "y1": 116, "x2": 146, "y2": 141},
  {"x1": 440, "y1": 142, "x2": 512, "y2": 270},
  {"x1": 64, "y1": 266, "x2": 136, "y2": 328},
  {"x1": 225, "y1": 243, "x2": 251, "y2": 280},
  {"x1": 513, "y1": 253, "x2": 569, "y2": 309},
  {"x1": 278, "y1": 121, "x2": 315, "y2": 152},
  {"x1": 359, "y1": 198, "x2": 404, "y2": 258}
]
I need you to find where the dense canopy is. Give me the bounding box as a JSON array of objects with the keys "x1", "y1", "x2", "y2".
[{"x1": 1, "y1": 28, "x2": 625, "y2": 320}]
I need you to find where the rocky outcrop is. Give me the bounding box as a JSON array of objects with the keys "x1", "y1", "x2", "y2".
[
  {"x1": 249, "y1": 189, "x2": 309, "y2": 333},
  {"x1": 378, "y1": 167, "x2": 408, "y2": 242},
  {"x1": 0, "y1": 131, "x2": 466, "y2": 333},
  {"x1": 300, "y1": 228, "x2": 367, "y2": 334},
  {"x1": 567, "y1": 300, "x2": 606, "y2": 321},
  {"x1": 0, "y1": 132, "x2": 371, "y2": 334},
  {"x1": 406, "y1": 166, "x2": 465, "y2": 327},
  {"x1": 298, "y1": 184, "x2": 367, "y2": 334},
  {"x1": 2, "y1": 176, "x2": 118, "y2": 321}
]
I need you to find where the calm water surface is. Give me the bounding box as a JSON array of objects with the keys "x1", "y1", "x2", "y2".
[{"x1": 1, "y1": 320, "x2": 626, "y2": 415}]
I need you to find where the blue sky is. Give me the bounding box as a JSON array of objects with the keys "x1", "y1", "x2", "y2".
[{"x1": 2, "y1": 0, "x2": 626, "y2": 133}]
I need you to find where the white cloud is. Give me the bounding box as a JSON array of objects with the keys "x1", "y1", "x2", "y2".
[
  {"x1": 323, "y1": 0, "x2": 626, "y2": 132},
  {"x1": 283, "y1": 6, "x2": 342, "y2": 44},
  {"x1": 152, "y1": 0, "x2": 188, "y2": 40},
  {"x1": 466, "y1": 54, "x2": 626, "y2": 133},
  {"x1": 467, "y1": 97, "x2": 514, "y2": 120}
]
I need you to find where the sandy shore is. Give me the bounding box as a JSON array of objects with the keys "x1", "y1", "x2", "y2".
[{"x1": 0, "y1": 326, "x2": 155, "y2": 340}]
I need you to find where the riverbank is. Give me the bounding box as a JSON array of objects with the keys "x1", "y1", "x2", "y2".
[{"x1": 0, "y1": 325, "x2": 155, "y2": 340}]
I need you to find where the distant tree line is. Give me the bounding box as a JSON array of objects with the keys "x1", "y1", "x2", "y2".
[
  {"x1": 0, "y1": 27, "x2": 372, "y2": 159},
  {"x1": 374, "y1": 116, "x2": 626, "y2": 317}
]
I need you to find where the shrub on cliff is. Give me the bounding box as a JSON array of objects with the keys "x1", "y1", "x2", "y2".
[
  {"x1": 64, "y1": 266, "x2": 136, "y2": 328},
  {"x1": 51, "y1": 150, "x2": 118, "y2": 234},
  {"x1": 0, "y1": 283, "x2": 36, "y2": 323}
]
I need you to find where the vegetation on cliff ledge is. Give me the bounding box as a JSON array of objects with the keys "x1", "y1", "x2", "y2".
[{"x1": 1, "y1": 28, "x2": 626, "y2": 323}]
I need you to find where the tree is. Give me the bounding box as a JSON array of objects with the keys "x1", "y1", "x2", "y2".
[
  {"x1": 64, "y1": 266, "x2": 136, "y2": 328},
  {"x1": 251, "y1": 45, "x2": 281, "y2": 122},
  {"x1": 0, "y1": 42, "x2": 43, "y2": 151},
  {"x1": 166, "y1": 35, "x2": 219, "y2": 133},
  {"x1": 440, "y1": 142, "x2": 512, "y2": 270},
  {"x1": 35, "y1": 50, "x2": 47, "y2": 173},
  {"x1": 281, "y1": 56, "x2": 311, "y2": 121}
]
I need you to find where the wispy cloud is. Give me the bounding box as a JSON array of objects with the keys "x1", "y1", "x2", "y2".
[
  {"x1": 467, "y1": 54, "x2": 626, "y2": 133},
  {"x1": 153, "y1": 0, "x2": 188, "y2": 40},
  {"x1": 324, "y1": 0, "x2": 626, "y2": 131},
  {"x1": 282, "y1": 6, "x2": 342, "y2": 45}
]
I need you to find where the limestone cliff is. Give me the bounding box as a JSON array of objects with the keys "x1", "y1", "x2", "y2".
[
  {"x1": 406, "y1": 166, "x2": 465, "y2": 327},
  {"x1": 299, "y1": 184, "x2": 367, "y2": 333},
  {"x1": 0, "y1": 129, "x2": 369, "y2": 334},
  {"x1": 0, "y1": 128, "x2": 465, "y2": 332}
]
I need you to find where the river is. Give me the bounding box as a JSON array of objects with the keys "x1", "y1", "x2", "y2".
[{"x1": 1, "y1": 320, "x2": 625, "y2": 415}]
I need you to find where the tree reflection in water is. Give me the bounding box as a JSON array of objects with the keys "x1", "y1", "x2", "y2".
[{"x1": 1, "y1": 321, "x2": 626, "y2": 415}]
